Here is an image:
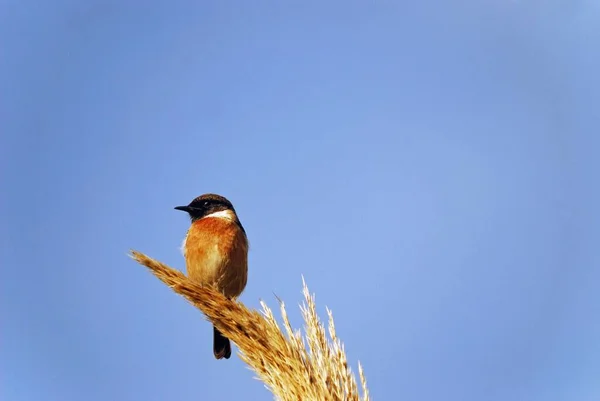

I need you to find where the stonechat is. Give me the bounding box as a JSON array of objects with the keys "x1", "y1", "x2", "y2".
[{"x1": 175, "y1": 193, "x2": 248, "y2": 359}]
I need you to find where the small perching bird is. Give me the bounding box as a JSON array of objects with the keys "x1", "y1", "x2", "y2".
[{"x1": 175, "y1": 193, "x2": 248, "y2": 359}]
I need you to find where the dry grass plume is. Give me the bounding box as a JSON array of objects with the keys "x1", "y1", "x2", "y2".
[{"x1": 129, "y1": 250, "x2": 370, "y2": 401}]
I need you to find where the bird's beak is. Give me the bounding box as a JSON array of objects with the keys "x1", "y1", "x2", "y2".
[{"x1": 174, "y1": 206, "x2": 190, "y2": 212}]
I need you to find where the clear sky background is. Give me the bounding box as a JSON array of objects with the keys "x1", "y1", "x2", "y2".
[{"x1": 2, "y1": 1, "x2": 599, "y2": 401}]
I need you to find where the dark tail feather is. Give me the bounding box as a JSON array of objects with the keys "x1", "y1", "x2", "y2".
[{"x1": 213, "y1": 326, "x2": 231, "y2": 359}]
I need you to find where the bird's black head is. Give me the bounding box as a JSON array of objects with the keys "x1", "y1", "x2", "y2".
[{"x1": 174, "y1": 193, "x2": 236, "y2": 222}]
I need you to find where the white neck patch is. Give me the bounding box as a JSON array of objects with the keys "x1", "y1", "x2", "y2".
[{"x1": 203, "y1": 209, "x2": 235, "y2": 221}]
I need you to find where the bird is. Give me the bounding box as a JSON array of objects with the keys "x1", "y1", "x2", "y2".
[{"x1": 175, "y1": 193, "x2": 248, "y2": 359}]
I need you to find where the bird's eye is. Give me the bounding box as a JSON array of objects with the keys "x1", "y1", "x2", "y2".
[{"x1": 204, "y1": 201, "x2": 210, "y2": 207}]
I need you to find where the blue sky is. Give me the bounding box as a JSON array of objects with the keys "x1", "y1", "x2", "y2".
[{"x1": 2, "y1": 2, "x2": 599, "y2": 400}]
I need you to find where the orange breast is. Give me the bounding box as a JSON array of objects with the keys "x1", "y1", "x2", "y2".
[{"x1": 184, "y1": 217, "x2": 248, "y2": 298}]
